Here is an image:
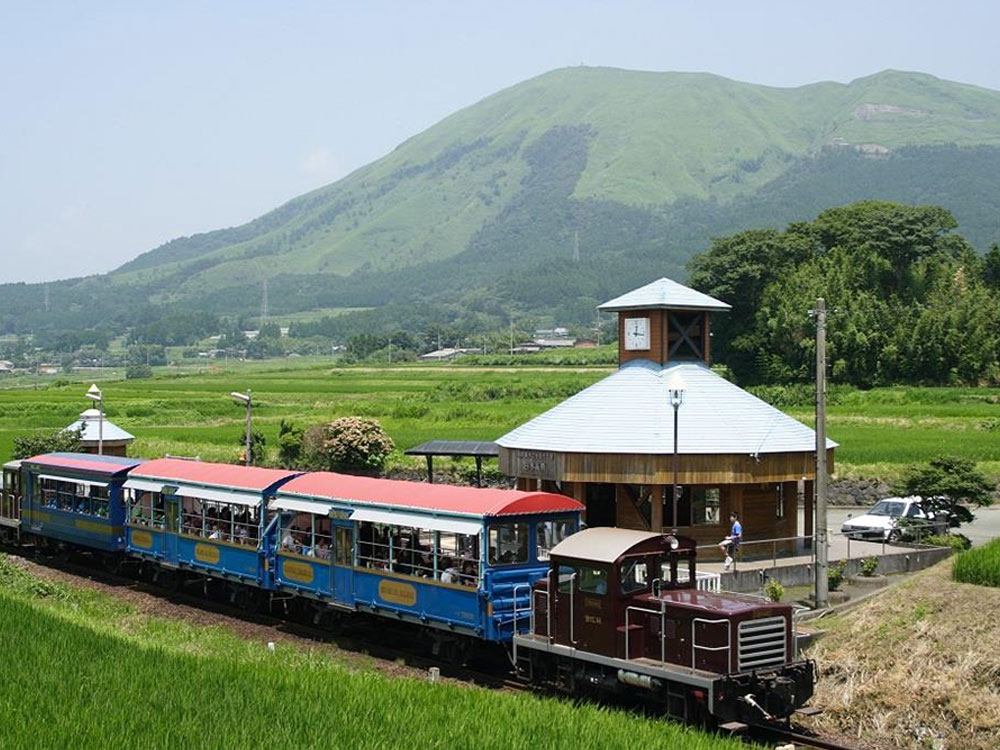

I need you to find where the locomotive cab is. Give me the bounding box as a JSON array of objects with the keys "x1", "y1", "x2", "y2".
[{"x1": 514, "y1": 527, "x2": 814, "y2": 725}]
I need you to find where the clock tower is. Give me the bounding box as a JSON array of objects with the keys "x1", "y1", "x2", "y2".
[{"x1": 599, "y1": 277, "x2": 731, "y2": 367}]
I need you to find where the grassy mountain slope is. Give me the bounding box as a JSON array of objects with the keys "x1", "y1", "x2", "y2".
[{"x1": 4, "y1": 67, "x2": 1000, "y2": 336}]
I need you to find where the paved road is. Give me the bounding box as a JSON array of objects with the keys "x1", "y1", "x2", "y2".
[{"x1": 828, "y1": 506, "x2": 1000, "y2": 547}]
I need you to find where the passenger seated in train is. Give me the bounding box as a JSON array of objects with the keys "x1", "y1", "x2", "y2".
[{"x1": 440, "y1": 557, "x2": 460, "y2": 584}]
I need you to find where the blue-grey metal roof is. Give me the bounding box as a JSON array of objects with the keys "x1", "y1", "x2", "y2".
[
  {"x1": 63, "y1": 409, "x2": 135, "y2": 443},
  {"x1": 495, "y1": 360, "x2": 836, "y2": 455},
  {"x1": 598, "y1": 277, "x2": 731, "y2": 312}
]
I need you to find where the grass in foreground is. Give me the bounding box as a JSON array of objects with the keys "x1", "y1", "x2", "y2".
[
  {"x1": 807, "y1": 558, "x2": 1000, "y2": 749},
  {"x1": 952, "y1": 537, "x2": 1000, "y2": 587},
  {"x1": 0, "y1": 556, "x2": 743, "y2": 750}
]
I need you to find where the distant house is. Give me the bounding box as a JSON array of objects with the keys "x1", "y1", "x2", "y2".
[
  {"x1": 574, "y1": 339, "x2": 597, "y2": 348},
  {"x1": 419, "y1": 347, "x2": 479, "y2": 361},
  {"x1": 534, "y1": 327, "x2": 570, "y2": 338},
  {"x1": 0, "y1": 363, "x2": 14, "y2": 376},
  {"x1": 243, "y1": 330, "x2": 260, "y2": 340},
  {"x1": 533, "y1": 338, "x2": 576, "y2": 349},
  {"x1": 38, "y1": 363, "x2": 59, "y2": 375}
]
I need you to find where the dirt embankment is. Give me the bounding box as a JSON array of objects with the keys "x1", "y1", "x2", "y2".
[{"x1": 806, "y1": 559, "x2": 1000, "y2": 749}]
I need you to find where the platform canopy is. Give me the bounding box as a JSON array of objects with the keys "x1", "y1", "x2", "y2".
[{"x1": 404, "y1": 440, "x2": 499, "y2": 485}]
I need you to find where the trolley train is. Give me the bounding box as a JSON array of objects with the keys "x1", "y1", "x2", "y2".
[{"x1": 0, "y1": 452, "x2": 814, "y2": 727}]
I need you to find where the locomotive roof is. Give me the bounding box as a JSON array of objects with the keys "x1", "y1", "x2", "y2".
[
  {"x1": 549, "y1": 527, "x2": 667, "y2": 563},
  {"x1": 23, "y1": 452, "x2": 143, "y2": 477},
  {"x1": 128, "y1": 458, "x2": 299, "y2": 492},
  {"x1": 278, "y1": 472, "x2": 583, "y2": 519}
]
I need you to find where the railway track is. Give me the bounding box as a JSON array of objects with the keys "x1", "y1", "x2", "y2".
[{"x1": 5, "y1": 544, "x2": 864, "y2": 750}]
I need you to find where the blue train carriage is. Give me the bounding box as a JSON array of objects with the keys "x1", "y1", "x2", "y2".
[
  {"x1": 1, "y1": 460, "x2": 23, "y2": 543},
  {"x1": 123, "y1": 458, "x2": 300, "y2": 588},
  {"x1": 268, "y1": 472, "x2": 583, "y2": 643},
  {"x1": 17, "y1": 452, "x2": 144, "y2": 552}
]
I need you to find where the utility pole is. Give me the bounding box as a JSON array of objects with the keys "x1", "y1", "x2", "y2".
[
  {"x1": 814, "y1": 298, "x2": 829, "y2": 609},
  {"x1": 509, "y1": 318, "x2": 514, "y2": 356}
]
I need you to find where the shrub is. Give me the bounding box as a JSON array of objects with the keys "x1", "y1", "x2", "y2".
[
  {"x1": 764, "y1": 579, "x2": 784, "y2": 602},
  {"x1": 828, "y1": 561, "x2": 847, "y2": 591},
  {"x1": 277, "y1": 419, "x2": 304, "y2": 469},
  {"x1": 126, "y1": 364, "x2": 154, "y2": 379},
  {"x1": 237, "y1": 429, "x2": 266, "y2": 466},
  {"x1": 953, "y1": 539, "x2": 1000, "y2": 588},
  {"x1": 925, "y1": 533, "x2": 972, "y2": 552},
  {"x1": 860, "y1": 556, "x2": 879, "y2": 577},
  {"x1": 11, "y1": 426, "x2": 83, "y2": 461},
  {"x1": 304, "y1": 417, "x2": 395, "y2": 474}
]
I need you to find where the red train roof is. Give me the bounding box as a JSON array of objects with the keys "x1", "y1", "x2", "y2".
[
  {"x1": 279, "y1": 472, "x2": 583, "y2": 518},
  {"x1": 130, "y1": 458, "x2": 299, "y2": 492},
  {"x1": 24, "y1": 452, "x2": 143, "y2": 477}
]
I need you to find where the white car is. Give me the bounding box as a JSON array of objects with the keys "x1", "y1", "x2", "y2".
[{"x1": 840, "y1": 496, "x2": 946, "y2": 542}]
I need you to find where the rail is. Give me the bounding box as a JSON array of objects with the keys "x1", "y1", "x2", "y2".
[{"x1": 696, "y1": 534, "x2": 810, "y2": 572}]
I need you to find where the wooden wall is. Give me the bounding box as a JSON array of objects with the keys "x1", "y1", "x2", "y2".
[{"x1": 500, "y1": 448, "x2": 832, "y2": 485}]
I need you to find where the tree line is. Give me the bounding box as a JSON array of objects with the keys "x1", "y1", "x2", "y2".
[{"x1": 689, "y1": 201, "x2": 1000, "y2": 386}]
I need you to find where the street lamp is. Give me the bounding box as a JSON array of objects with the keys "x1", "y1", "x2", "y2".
[
  {"x1": 85, "y1": 383, "x2": 104, "y2": 455},
  {"x1": 666, "y1": 373, "x2": 686, "y2": 535},
  {"x1": 230, "y1": 389, "x2": 252, "y2": 466}
]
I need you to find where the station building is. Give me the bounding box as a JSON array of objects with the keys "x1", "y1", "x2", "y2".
[
  {"x1": 496, "y1": 277, "x2": 835, "y2": 554},
  {"x1": 63, "y1": 407, "x2": 135, "y2": 457}
]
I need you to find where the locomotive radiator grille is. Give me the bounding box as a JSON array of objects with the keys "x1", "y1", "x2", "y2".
[{"x1": 737, "y1": 616, "x2": 787, "y2": 671}]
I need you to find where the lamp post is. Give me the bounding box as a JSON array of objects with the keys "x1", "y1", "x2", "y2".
[
  {"x1": 230, "y1": 389, "x2": 252, "y2": 466},
  {"x1": 85, "y1": 383, "x2": 104, "y2": 455},
  {"x1": 666, "y1": 373, "x2": 686, "y2": 535}
]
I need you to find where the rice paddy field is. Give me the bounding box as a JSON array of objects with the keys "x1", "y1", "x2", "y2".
[
  {"x1": 0, "y1": 554, "x2": 745, "y2": 750},
  {"x1": 0, "y1": 358, "x2": 999, "y2": 482}
]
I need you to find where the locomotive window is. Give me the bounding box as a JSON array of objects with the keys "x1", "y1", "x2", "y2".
[
  {"x1": 620, "y1": 558, "x2": 649, "y2": 594},
  {"x1": 557, "y1": 565, "x2": 574, "y2": 593},
  {"x1": 578, "y1": 567, "x2": 608, "y2": 595},
  {"x1": 488, "y1": 523, "x2": 528, "y2": 565},
  {"x1": 536, "y1": 519, "x2": 575, "y2": 561}
]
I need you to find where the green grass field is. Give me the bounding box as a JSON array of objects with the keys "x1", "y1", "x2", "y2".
[
  {"x1": 1, "y1": 361, "x2": 999, "y2": 481},
  {"x1": 0, "y1": 555, "x2": 744, "y2": 750}
]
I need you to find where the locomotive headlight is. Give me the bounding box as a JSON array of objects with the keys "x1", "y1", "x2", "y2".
[{"x1": 666, "y1": 535, "x2": 679, "y2": 550}]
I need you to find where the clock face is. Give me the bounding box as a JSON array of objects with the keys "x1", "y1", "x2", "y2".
[{"x1": 624, "y1": 317, "x2": 650, "y2": 351}]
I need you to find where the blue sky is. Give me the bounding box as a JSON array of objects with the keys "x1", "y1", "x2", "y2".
[{"x1": 2, "y1": 1, "x2": 998, "y2": 283}]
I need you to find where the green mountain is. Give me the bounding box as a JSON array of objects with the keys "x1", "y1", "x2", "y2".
[{"x1": 5, "y1": 67, "x2": 1000, "y2": 337}]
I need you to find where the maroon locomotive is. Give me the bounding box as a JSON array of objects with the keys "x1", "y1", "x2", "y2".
[{"x1": 513, "y1": 528, "x2": 814, "y2": 727}]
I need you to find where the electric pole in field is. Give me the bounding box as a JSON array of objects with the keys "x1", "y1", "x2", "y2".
[{"x1": 813, "y1": 298, "x2": 829, "y2": 609}]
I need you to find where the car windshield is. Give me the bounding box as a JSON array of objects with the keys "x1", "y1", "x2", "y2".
[{"x1": 870, "y1": 501, "x2": 905, "y2": 518}]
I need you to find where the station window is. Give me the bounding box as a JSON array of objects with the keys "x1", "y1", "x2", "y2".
[
  {"x1": 488, "y1": 523, "x2": 529, "y2": 565},
  {"x1": 691, "y1": 488, "x2": 720, "y2": 525},
  {"x1": 536, "y1": 519, "x2": 575, "y2": 561},
  {"x1": 775, "y1": 484, "x2": 785, "y2": 519},
  {"x1": 180, "y1": 498, "x2": 260, "y2": 546}
]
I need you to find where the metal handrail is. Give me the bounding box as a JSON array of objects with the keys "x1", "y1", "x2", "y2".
[
  {"x1": 511, "y1": 583, "x2": 530, "y2": 633},
  {"x1": 569, "y1": 572, "x2": 577, "y2": 645},
  {"x1": 691, "y1": 617, "x2": 731, "y2": 670},
  {"x1": 625, "y1": 604, "x2": 665, "y2": 663},
  {"x1": 530, "y1": 587, "x2": 550, "y2": 638}
]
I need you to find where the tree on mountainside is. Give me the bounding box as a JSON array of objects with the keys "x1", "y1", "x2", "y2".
[
  {"x1": 984, "y1": 243, "x2": 1000, "y2": 291},
  {"x1": 688, "y1": 201, "x2": 1000, "y2": 386},
  {"x1": 895, "y1": 456, "x2": 995, "y2": 528}
]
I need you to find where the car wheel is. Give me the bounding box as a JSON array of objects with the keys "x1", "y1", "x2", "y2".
[{"x1": 887, "y1": 529, "x2": 901, "y2": 543}]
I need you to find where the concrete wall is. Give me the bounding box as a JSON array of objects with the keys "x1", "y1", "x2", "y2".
[{"x1": 720, "y1": 545, "x2": 953, "y2": 593}]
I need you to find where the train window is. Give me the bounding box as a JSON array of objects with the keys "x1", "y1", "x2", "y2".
[
  {"x1": 557, "y1": 565, "x2": 574, "y2": 593},
  {"x1": 536, "y1": 519, "x2": 574, "y2": 561},
  {"x1": 279, "y1": 512, "x2": 331, "y2": 558},
  {"x1": 129, "y1": 490, "x2": 166, "y2": 529},
  {"x1": 180, "y1": 498, "x2": 259, "y2": 545},
  {"x1": 578, "y1": 567, "x2": 608, "y2": 595},
  {"x1": 435, "y1": 531, "x2": 480, "y2": 586},
  {"x1": 620, "y1": 558, "x2": 649, "y2": 595},
  {"x1": 488, "y1": 523, "x2": 529, "y2": 565}
]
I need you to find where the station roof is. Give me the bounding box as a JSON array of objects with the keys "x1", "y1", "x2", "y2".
[
  {"x1": 278, "y1": 472, "x2": 583, "y2": 519},
  {"x1": 23, "y1": 452, "x2": 143, "y2": 477},
  {"x1": 549, "y1": 527, "x2": 665, "y2": 563},
  {"x1": 128, "y1": 458, "x2": 299, "y2": 493},
  {"x1": 598, "y1": 277, "x2": 731, "y2": 313},
  {"x1": 496, "y1": 360, "x2": 837, "y2": 455},
  {"x1": 405, "y1": 440, "x2": 499, "y2": 458},
  {"x1": 63, "y1": 408, "x2": 135, "y2": 443}
]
